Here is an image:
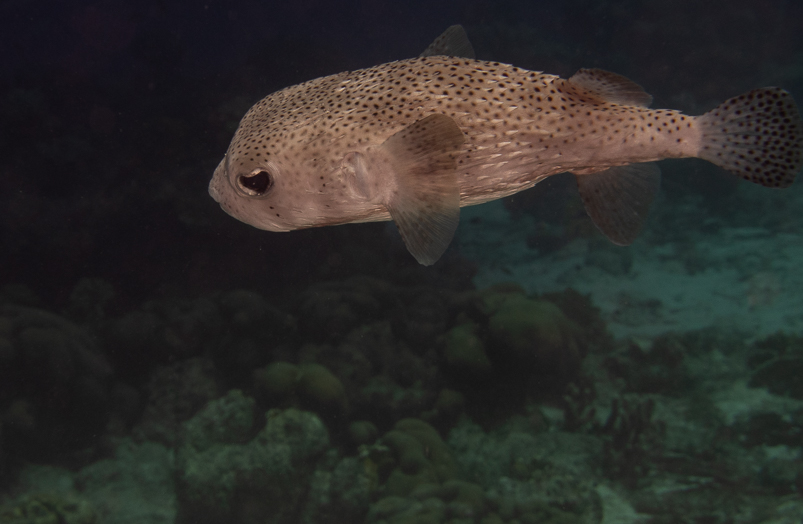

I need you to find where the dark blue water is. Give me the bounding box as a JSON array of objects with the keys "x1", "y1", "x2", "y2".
[{"x1": 1, "y1": 2, "x2": 802, "y2": 523}]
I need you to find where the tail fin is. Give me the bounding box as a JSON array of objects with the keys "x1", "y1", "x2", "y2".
[{"x1": 697, "y1": 87, "x2": 802, "y2": 188}]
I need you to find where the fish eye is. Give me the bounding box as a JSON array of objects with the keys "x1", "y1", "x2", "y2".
[{"x1": 237, "y1": 169, "x2": 273, "y2": 196}]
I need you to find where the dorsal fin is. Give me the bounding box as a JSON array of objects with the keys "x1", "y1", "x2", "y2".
[
  {"x1": 419, "y1": 25, "x2": 476, "y2": 59},
  {"x1": 567, "y1": 68, "x2": 653, "y2": 107}
]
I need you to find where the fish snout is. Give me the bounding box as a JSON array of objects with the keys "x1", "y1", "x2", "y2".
[
  {"x1": 208, "y1": 179, "x2": 221, "y2": 203},
  {"x1": 209, "y1": 158, "x2": 228, "y2": 203}
]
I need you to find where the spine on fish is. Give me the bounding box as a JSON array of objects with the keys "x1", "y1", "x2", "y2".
[{"x1": 696, "y1": 87, "x2": 803, "y2": 188}]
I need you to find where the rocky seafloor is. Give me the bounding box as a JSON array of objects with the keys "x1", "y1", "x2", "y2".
[{"x1": 1, "y1": 243, "x2": 803, "y2": 523}]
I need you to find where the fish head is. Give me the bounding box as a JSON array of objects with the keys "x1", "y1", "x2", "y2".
[
  {"x1": 208, "y1": 149, "x2": 300, "y2": 232},
  {"x1": 208, "y1": 89, "x2": 367, "y2": 232}
]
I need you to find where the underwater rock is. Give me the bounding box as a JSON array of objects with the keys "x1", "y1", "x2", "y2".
[
  {"x1": 365, "y1": 494, "x2": 447, "y2": 524},
  {"x1": 212, "y1": 289, "x2": 296, "y2": 380},
  {"x1": 332, "y1": 320, "x2": 439, "y2": 426},
  {"x1": 348, "y1": 420, "x2": 379, "y2": 446},
  {"x1": 358, "y1": 375, "x2": 435, "y2": 429},
  {"x1": 75, "y1": 439, "x2": 176, "y2": 524},
  {"x1": 106, "y1": 296, "x2": 222, "y2": 379},
  {"x1": 253, "y1": 361, "x2": 348, "y2": 420},
  {"x1": 297, "y1": 276, "x2": 394, "y2": 343},
  {"x1": 175, "y1": 405, "x2": 329, "y2": 524},
  {"x1": 448, "y1": 419, "x2": 602, "y2": 524},
  {"x1": 483, "y1": 289, "x2": 584, "y2": 385},
  {"x1": 443, "y1": 322, "x2": 493, "y2": 377},
  {"x1": 105, "y1": 288, "x2": 290, "y2": 387},
  {"x1": 253, "y1": 361, "x2": 300, "y2": 402},
  {"x1": 296, "y1": 363, "x2": 349, "y2": 415},
  {"x1": 541, "y1": 288, "x2": 611, "y2": 353},
  {"x1": 421, "y1": 388, "x2": 466, "y2": 431},
  {"x1": 373, "y1": 418, "x2": 457, "y2": 498},
  {"x1": 604, "y1": 335, "x2": 691, "y2": 396},
  {"x1": 357, "y1": 416, "x2": 603, "y2": 523},
  {"x1": 361, "y1": 420, "x2": 491, "y2": 524},
  {"x1": 394, "y1": 287, "x2": 452, "y2": 349},
  {"x1": 300, "y1": 455, "x2": 375, "y2": 524},
  {"x1": 0, "y1": 304, "x2": 113, "y2": 461},
  {"x1": 0, "y1": 492, "x2": 96, "y2": 524},
  {"x1": 218, "y1": 289, "x2": 293, "y2": 332},
  {"x1": 133, "y1": 357, "x2": 220, "y2": 446},
  {"x1": 750, "y1": 358, "x2": 803, "y2": 400},
  {"x1": 182, "y1": 389, "x2": 256, "y2": 450}
]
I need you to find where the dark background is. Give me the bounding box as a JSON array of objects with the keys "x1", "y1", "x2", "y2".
[{"x1": 1, "y1": 0, "x2": 801, "y2": 309}]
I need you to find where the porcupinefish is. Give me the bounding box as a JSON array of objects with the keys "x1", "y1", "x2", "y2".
[{"x1": 209, "y1": 25, "x2": 803, "y2": 265}]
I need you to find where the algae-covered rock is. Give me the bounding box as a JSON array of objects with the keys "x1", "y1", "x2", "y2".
[
  {"x1": 421, "y1": 388, "x2": 466, "y2": 430},
  {"x1": 448, "y1": 419, "x2": 602, "y2": 524},
  {"x1": 253, "y1": 361, "x2": 348, "y2": 418},
  {"x1": 176, "y1": 406, "x2": 329, "y2": 524},
  {"x1": 300, "y1": 456, "x2": 376, "y2": 524},
  {"x1": 366, "y1": 495, "x2": 445, "y2": 524},
  {"x1": 378, "y1": 418, "x2": 457, "y2": 498},
  {"x1": 253, "y1": 361, "x2": 300, "y2": 401},
  {"x1": 348, "y1": 420, "x2": 379, "y2": 446},
  {"x1": 440, "y1": 479, "x2": 487, "y2": 517},
  {"x1": 213, "y1": 290, "x2": 296, "y2": 377},
  {"x1": 75, "y1": 438, "x2": 176, "y2": 524},
  {"x1": 484, "y1": 290, "x2": 583, "y2": 383},
  {"x1": 0, "y1": 304, "x2": 113, "y2": 460},
  {"x1": 0, "y1": 493, "x2": 96, "y2": 524},
  {"x1": 182, "y1": 389, "x2": 256, "y2": 450},
  {"x1": 134, "y1": 357, "x2": 220, "y2": 446},
  {"x1": 443, "y1": 323, "x2": 493, "y2": 376},
  {"x1": 297, "y1": 363, "x2": 348, "y2": 413},
  {"x1": 297, "y1": 277, "x2": 391, "y2": 343}
]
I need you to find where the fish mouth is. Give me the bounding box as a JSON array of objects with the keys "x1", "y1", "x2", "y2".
[
  {"x1": 208, "y1": 179, "x2": 221, "y2": 203},
  {"x1": 209, "y1": 158, "x2": 227, "y2": 203}
]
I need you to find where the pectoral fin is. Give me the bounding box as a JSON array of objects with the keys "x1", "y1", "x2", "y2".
[
  {"x1": 575, "y1": 162, "x2": 661, "y2": 246},
  {"x1": 379, "y1": 114, "x2": 465, "y2": 265}
]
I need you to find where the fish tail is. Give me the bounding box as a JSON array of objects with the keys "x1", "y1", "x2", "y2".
[{"x1": 696, "y1": 87, "x2": 803, "y2": 188}]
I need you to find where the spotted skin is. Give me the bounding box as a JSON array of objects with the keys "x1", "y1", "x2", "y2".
[
  {"x1": 697, "y1": 88, "x2": 802, "y2": 187},
  {"x1": 209, "y1": 53, "x2": 802, "y2": 263}
]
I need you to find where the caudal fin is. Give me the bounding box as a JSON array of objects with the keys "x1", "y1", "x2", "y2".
[{"x1": 697, "y1": 87, "x2": 803, "y2": 188}]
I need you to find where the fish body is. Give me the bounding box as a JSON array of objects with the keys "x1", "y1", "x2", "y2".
[{"x1": 210, "y1": 26, "x2": 803, "y2": 265}]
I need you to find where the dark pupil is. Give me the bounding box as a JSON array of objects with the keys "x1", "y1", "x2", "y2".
[{"x1": 239, "y1": 171, "x2": 271, "y2": 194}]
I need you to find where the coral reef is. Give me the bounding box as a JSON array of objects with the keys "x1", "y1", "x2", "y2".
[
  {"x1": 0, "y1": 304, "x2": 113, "y2": 465},
  {"x1": 0, "y1": 493, "x2": 96, "y2": 524},
  {"x1": 133, "y1": 357, "x2": 220, "y2": 446},
  {"x1": 175, "y1": 392, "x2": 329, "y2": 524},
  {"x1": 2, "y1": 273, "x2": 803, "y2": 524},
  {"x1": 483, "y1": 288, "x2": 584, "y2": 385},
  {"x1": 253, "y1": 362, "x2": 348, "y2": 421}
]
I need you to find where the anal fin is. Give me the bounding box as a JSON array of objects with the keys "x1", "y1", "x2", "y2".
[{"x1": 575, "y1": 162, "x2": 661, "y2": 246}]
